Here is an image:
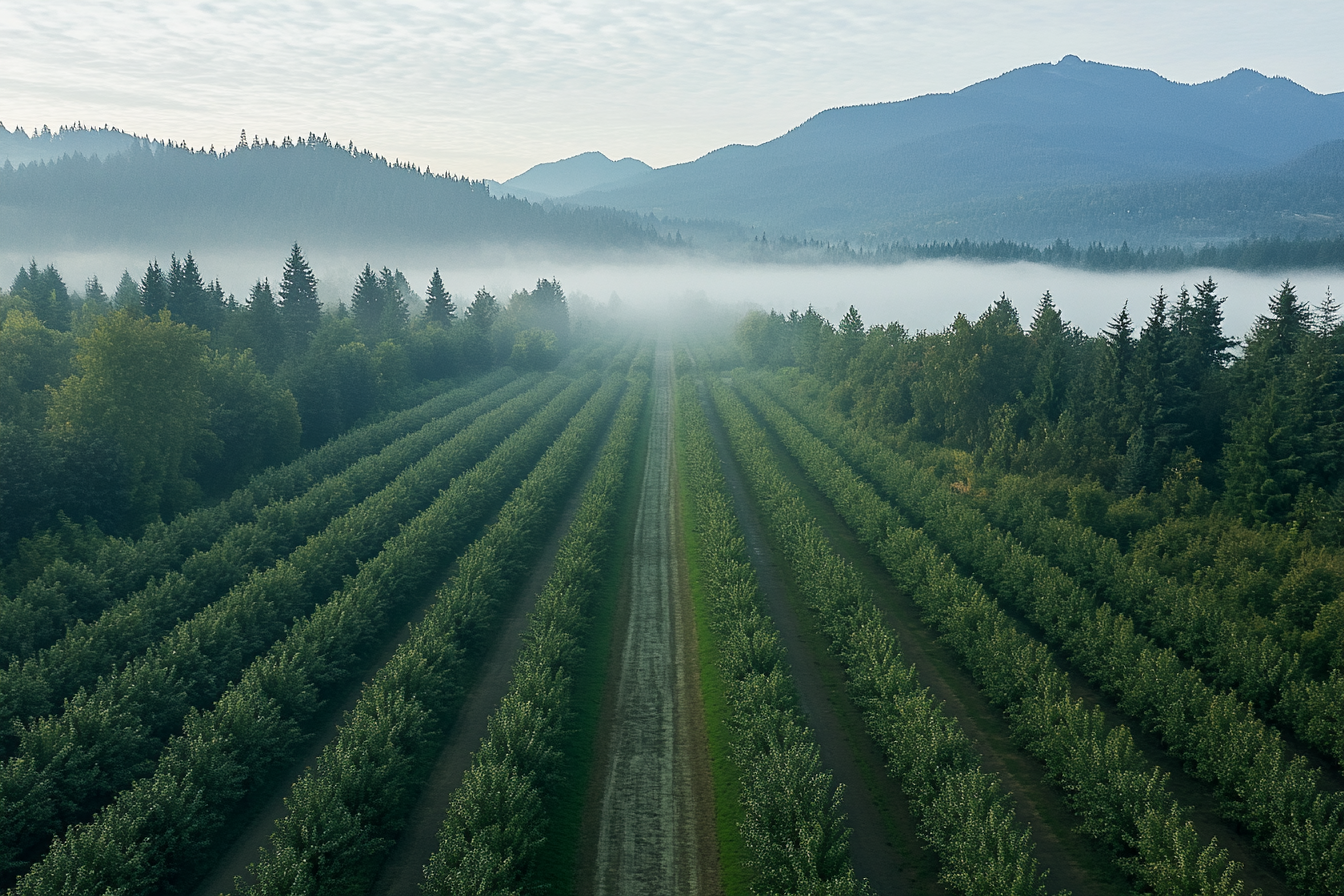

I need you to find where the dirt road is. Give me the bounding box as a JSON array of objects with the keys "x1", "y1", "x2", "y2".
[{"x1": 588, "y1": 348, "x2": 718, "y2": 896}]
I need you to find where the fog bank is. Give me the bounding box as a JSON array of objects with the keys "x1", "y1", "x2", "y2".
[{"x1": 4, "y1": 248, "x2": 1338, "y2": 342}]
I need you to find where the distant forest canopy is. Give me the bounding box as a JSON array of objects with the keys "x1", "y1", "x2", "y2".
[
  {"x1": 0, "y1": 243, "x2": 577, "y2": 559},
  {"x1": 0, "y1": 125, "x2": 665, "y2": 251},
  {"x1": 740, "y1": 233, "x2": 1344, "y2": 272}
]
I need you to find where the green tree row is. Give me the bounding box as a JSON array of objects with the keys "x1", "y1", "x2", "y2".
[
  {"x1": 7, "y1": 374, "x2": 602, "y2": 895},
  {"x1": 0, "y1": 375, "x2": 537, "y2": 752},
  {"x1": 735, "y1": 375, "x2": 1253, "y2": 895},
  {"x1": 745, "y1": 373, "x2": 1339, "y2": 894},
  {"x1": 245, "y1": 361, "x2": 638, "y2": 895},
  {"x1": 708, "y1": 377, "x2": 1053, "y2": 896},
  {"x1": 674, "y1": 371, "x2": 862, "y2": 896},
  {"x1": 0, "y1": 375, "x2": 586, "y2": 884},
  {"x1": 0, "y1": 369, "x2": 524, "y2": 666}
]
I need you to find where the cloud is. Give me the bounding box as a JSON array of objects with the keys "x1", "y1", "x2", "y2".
[{"x1": 3, "y1": 1, "x2": 1343, "y2": 180}]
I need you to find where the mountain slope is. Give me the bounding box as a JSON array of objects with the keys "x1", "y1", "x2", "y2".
[{"x1": 568, "y1": 56, "x2": 1344, "y2": 243}]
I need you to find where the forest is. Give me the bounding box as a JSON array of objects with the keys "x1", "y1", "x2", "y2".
[
  {"x1": 4, "y1": 253, "x2": 1344, "y2": 896},
  {"x1": 0, "y1": 245, "x2": 572, "y2": 558}
]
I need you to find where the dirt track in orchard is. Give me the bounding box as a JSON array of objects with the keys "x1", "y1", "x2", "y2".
[{"x1": 584, "y1": 347, "x2": 720, "y2": 896}]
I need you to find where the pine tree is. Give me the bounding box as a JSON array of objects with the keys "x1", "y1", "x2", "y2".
[
  {"x1": 378, "y1": 266, "x2": 409, "y2": 338},
  {"x1": 113, "y1": 271, "x2": 142, "y2": 314},
  {"x1": 168, "y1": 252, "x2": 217, "y2": 330},
  {"x1": 424, "y1": 268, "x2": 455, "y2": 326},
  {"x1": 279, "y1": 243, "x2": 321, "y2": 351},
  {"x1": 84, "y1": 276, "x2": 109, "y2": 309},
  {"x1": 141, "y1": 260, "x2": 171, "y2": 316},
  {"x1": 350, "y1": 264, "x2": 384, "y2": 339},
  {"x1": 247, "y1": 279, "x2": 285, "y2": 373}
]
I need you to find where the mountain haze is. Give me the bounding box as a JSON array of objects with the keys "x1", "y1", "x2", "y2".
[
  {"x1": 566, "y1": 56, "x2": 1344, "y2": 244},
  {"x1": 494, "y1": 151, "x2": 652, "y2": 200}
]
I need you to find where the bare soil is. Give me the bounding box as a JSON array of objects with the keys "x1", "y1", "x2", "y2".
[{"x1": 585, "y1": 348, "x2": 719, "y2": 896}]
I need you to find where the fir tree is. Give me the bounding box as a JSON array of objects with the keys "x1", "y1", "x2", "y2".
[
  {"x1": 279, "y1": 243, "x2": 321, "y2": 350},
  {"x1": 467, "y1": 287, "x2": 498, "y2": 332},
  {"x1": 424, "y1": 268, "x2": 455, "y2": 326},
  {"x1": 113, "y1": 271, "x2": 142, "y2": 314},
  {"x1": 141, "y1": 261, "x2": 171, "y2": 316},
  {"x1": 350, "y1": 264, "x2": 384, "y2": 339},
  {"x1": 84, "y1": 276, "x2": 109, "y2": 309}
]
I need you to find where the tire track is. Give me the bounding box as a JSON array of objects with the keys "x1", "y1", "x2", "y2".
[{"x1": 589, "y1": 347, "x2": 717, "y2": 896}]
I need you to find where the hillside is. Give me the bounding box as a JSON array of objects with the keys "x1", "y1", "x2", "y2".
[
  {"x1": 568, "y1": 56, "x2": 1344, "y2": 244},
  {"x1": 0, "y1": 133, "x2": 662, "y2": 253}
]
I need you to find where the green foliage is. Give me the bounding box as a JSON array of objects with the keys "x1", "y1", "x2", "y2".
[
  {"x1": 710, "y1": 377, "x2": 1050, "y2": 896},
  {"x1": 7, "y1": 374, "x2": 601, "y2": 894},
  {"x1": 749, "y1": 372, "x2": 1336, "y2": 894},
  {"x1": 675, "y1": 374, "x2": 863, "y2": 896},
  {"x1": 46, "y1": 309, "x2": 212, "y2": 521},
  {"x1": 509, "y1": 327, "x2": 560, "y2": 370}
]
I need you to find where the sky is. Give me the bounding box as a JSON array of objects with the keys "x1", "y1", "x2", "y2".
[{"x1": 3, "y1": 2, "x2": 1343, "y2": 182}]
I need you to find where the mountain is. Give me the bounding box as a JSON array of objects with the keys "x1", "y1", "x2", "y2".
[
  {"x1": 493, "y1": 151, "x2": 652, "y2": 200},
  {"x1": 564, "y1": 56, "x2": 1344, "y2": 244}
]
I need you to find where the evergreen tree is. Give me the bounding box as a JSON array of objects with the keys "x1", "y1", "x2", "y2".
[
  {"x1": 246, "y1": 279, "x2": 285, "y2": 373},
  {"x1": 113, "y1": 271, "x2": 142, "y2": 314},
  {"x1": 423, "y1": 268, "x2": 455, "y2": 326},
  {"x1": 378, "y1": 266, "x2": 409, "y2": 338},
  {"x1": 1026, "y1": 291, "x2": 1067, "y2": 425},
  {"x1": 12, "y1": 261, "x2": 71, "y2": 330},
  {"x1": 350, "y1": 264, "x2": 384, "y2": 339},
  {"x1": 84, "y1": 276, "x2": 109, "y2": 309},
  {"x1": 467, "y1": 287, "x2": 498, "y2": 332},
  {"x1": 279, "y1": 243, "x2": 321, "y2": 350},
  {"x1": 141, "y1": 261, "x2": 171, "y2": 316},
  {"x1": 168, "y1": 252, "x2": 218, "y2": 330}
]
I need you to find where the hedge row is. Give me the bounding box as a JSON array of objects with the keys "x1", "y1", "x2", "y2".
[
  {"x1": 709, "y1": 380, "x2": 1051, "y2": 896},
  {"x1": 981, "y1": 475, "x2": 1344, "y2": 772},
  {"x1": 416, "y1": 369, "x2": 649, "y2": 895},
  {"x1": 0, "y1": 368, "x2": 518, "y2": 662},
  {"x1": 242, "y1": 366, "x2": 643, "y2": 895},
  {"x1": 675, "y1": 374, "x2": 861, "y2": 896},
  {"x1": 740, "y1": 375, "x2": 1301, "y2": 895},
  {"x1": 0, "y1": 374, "x2": 539, "y2": 748},
  {"x1": 0, "y1": 374, "x2": 588, "y2": 884},
  {"x1": 8, "y1": 372, "x2": 608, "y2": 896}
]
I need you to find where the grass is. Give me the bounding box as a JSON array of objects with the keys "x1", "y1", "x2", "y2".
[{"x1": 673, "y1": 370, "x2": 754, "y2": 896}]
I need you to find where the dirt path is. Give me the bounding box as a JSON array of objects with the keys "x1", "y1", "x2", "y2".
[
  {"x1": 698, "y1": 380, "x2": 923, "y2": 896},
  {"x1": 587, "y1": 348, "x2": 718, "y2": 896}
]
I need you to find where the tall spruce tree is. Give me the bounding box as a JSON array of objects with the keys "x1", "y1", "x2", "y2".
[
  {"x1": 279, "y1": 243, "x2": 321, "y2": 351},
  {"x1": 424, "y1": 268, "x2": 455, "y2": 325},
  {"x1": 141, "y1": 261, "x2": 171, "y2": 316},
  {"x1": 350, "y1": 264, "x2": 384, "y2": 340}
]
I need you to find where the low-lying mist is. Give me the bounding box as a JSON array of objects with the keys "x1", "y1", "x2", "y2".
[{"x1": 4, "y1": 244, "x2": 1338, "y2": 342}]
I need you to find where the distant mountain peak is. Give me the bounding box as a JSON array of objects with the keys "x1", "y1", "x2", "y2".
[{"x1": 500, "y1": 151, "x2": 653, "y2": 200}]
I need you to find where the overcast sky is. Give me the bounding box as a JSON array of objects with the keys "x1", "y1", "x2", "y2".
[{"x1": 3, "y1": 1, "x2": 1342, "y2": 182}]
